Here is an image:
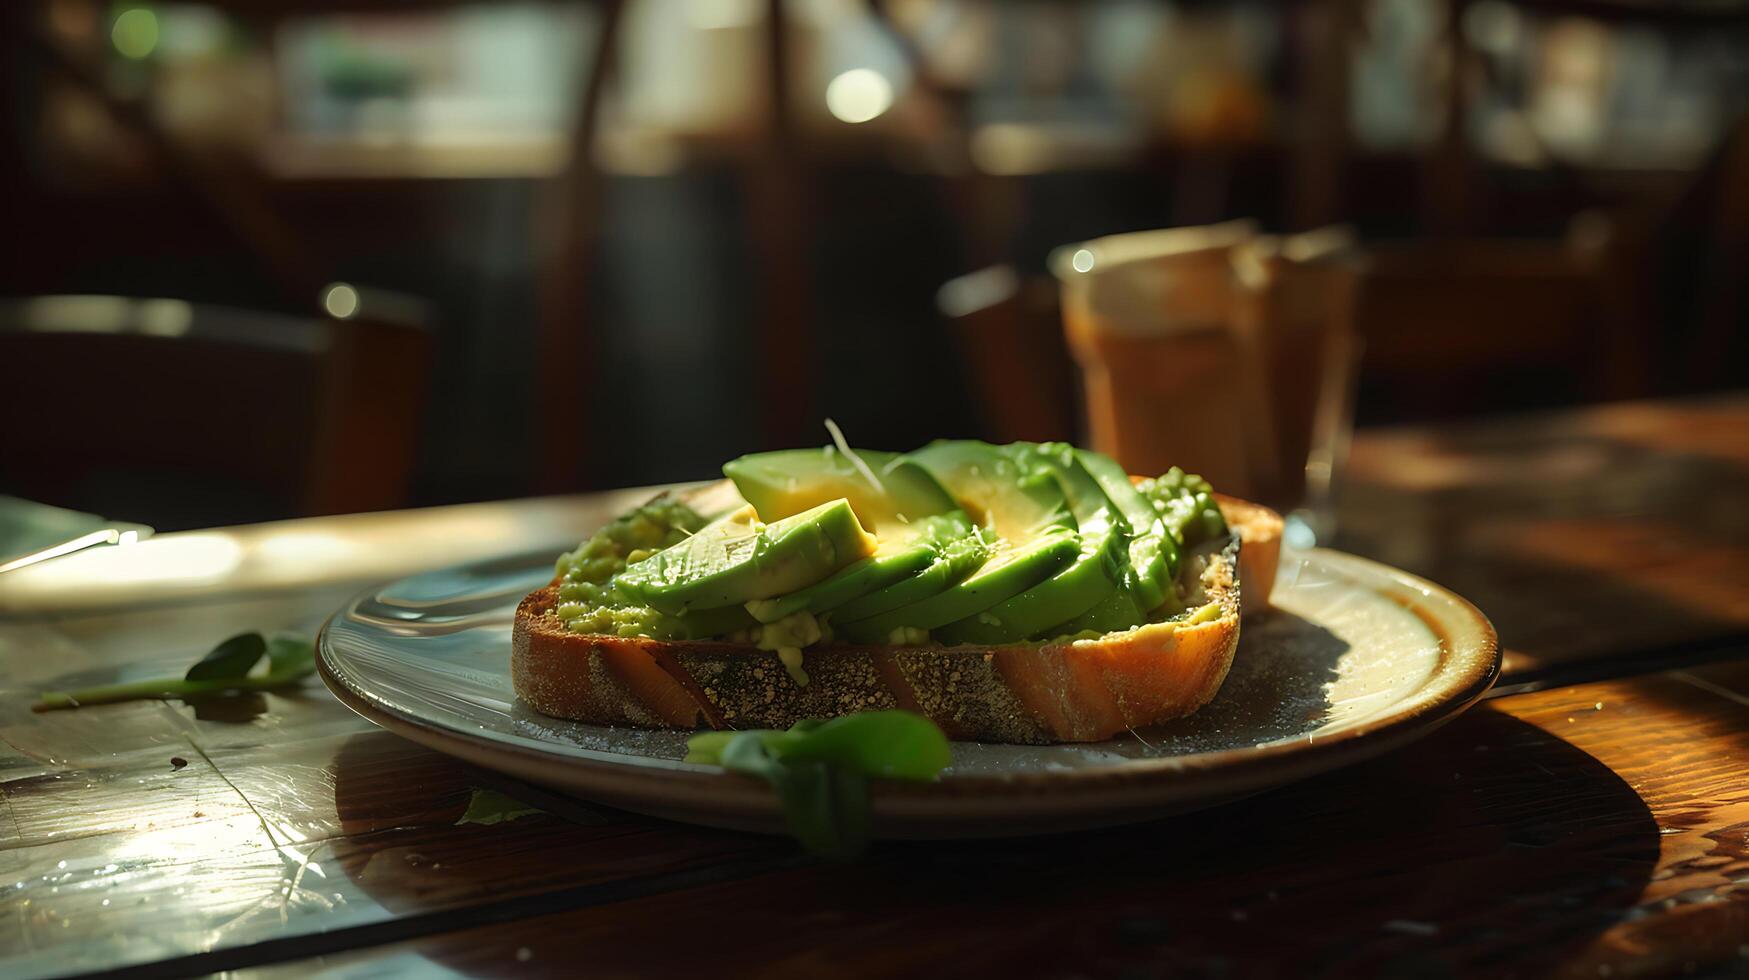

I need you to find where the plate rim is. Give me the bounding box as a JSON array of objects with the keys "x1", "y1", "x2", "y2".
[{"x1": 316, "y1": 546, "x2": 1499, "y2": 800}]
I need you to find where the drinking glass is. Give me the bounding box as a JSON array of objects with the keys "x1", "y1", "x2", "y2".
[{"x1": 1052, "y1": 222, "x2": 1359, "y2": 541}]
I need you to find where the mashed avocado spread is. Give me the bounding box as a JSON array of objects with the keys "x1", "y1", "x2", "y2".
[
  {"x1": 553, "y1": 495, "x2": 707, "y2": 640},
  {"x1": 553, "y1": 444, "x2": 1231, "y2": 670},
  {"x1": 1135, "y1": 467, "x2": 1227, "y2": 548}
]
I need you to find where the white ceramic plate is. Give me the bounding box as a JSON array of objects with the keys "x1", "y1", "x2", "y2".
[{"x1": 319, "y1": 546, "x2": 1498, "y2": 838}]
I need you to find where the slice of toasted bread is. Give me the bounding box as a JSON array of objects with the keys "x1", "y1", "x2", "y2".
[
  {"x1": 513, "y1": 496, "x2": 1281, "y2": 744},
  {"x1": 1215, "y1": 494, "x2": 1283, "y2": 614}
]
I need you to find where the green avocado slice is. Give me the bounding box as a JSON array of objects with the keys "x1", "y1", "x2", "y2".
[
  {"x1": 1048, "y1": 462, "x2": 1233, "y2": 637},
  {"x1": 836, "y1": 528, "x2": 1079, "y2": 644},
  {"x1": 745, "y1": 512, "x2": 977, "y2": 623},
  {"x1": 876, "y1": 441, "x2": 1104, "y2": 643},
  {"x1": 906, "y1": 440, "x2": 1076, "y2": 541},
  {"x1": 1049, "y1": 589, "x2": 1148, "y2": 638},
  {"x1": 827, "y1": 528, "x2": 990, "y2": 624},
  {"x1": 724, "y1": 447, "x2": 959, "y2": 541},
  {"x1": 921, "y1": 442, "x2": 1132, "y2": 643},
  {"x1": 668, "y1": 602, "x2": 758, "y2": 639},
  {"x1": 821, "y1": 438, "x2": 1075, "y2": 633},
  {"x1": 1010, "y1": 443, "x2": 1118, "y2": 535},
  {"x1": 1071, "y1": 449, "x2": 1155, "y2": 533},
  {"x1": 933, "y1": 529, "x2": 1125, "y2": 645},
  {"x1": 744, "y1": 545, "x2": 933, "y2": 624},
  {"x1": 614, "y1": 499, "x2": 875, "y2": 614},
  {"x1": 1073, "y1": 448, "x2": 1178, "y2": 608}
]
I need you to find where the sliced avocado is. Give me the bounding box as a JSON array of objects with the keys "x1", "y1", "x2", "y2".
[
  {"x1": 1050, "y1": 589, "x2": 1148, "y2": 638},
  {"x1": 1071, "y1": 449, "x2": 1155, "y2": 532},
  {"x1": 884, "y1": 441, "x2": 1115, "y2": 644},
  {"x1": 934, "y1": 529, "x2": 1126, "y2": 645},
  {"x1": 746, "y1": 546, "x2": 934, "y2": 624},
  {"x1": 1074, "y1": 448, "x2": 1179, "y2": 607},
  {"x1": 827, "y1": 528, "x2": 990, "y2": 624},
  {"x1": 614, "y1": 500, "x2": 875, "y2": 614},
  {"x1": 836, "y1": 527, "x2": 1079, "y2": 644},
  {"x1": 922, "y1": 442, "x2": 1131, "y2": 643},
  {"x1": 747, "y1": 511, "x2": 977, "y2": 623},
  {"x1": 907, "y1": 440, "x2": 1076, "y2": 541},
  {"x1": 727, "y1": 446, "x2": 981, "y2": 622},
  {"x1": 1043, "y1": 459, "x2": 1235, "y2": 637},
  {"x1": 833, "y1": 439, "x2": 1079, "y2": 637},
  {"x1": 1037, "y1": 453, "x2": 1209, "y2": 637},
  {"x1": 724, "y1": 447, "x2": 958, "y2": 540},
  {"x1": 669, "y1": 602, "x2": 758, "y2": 639},
  {"x1": 1011, "y1": 443, "x2": 1117, "y2": 534}
]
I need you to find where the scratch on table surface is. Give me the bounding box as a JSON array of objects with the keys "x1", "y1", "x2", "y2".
[
  {"x1": 279, "y1": 838, "x2": 336, "y2": 924},
  {"x1": 1671, "y1": 672, "x2": 1749, "y2": 710},
  {"x1": 181, "y1": 735, "x2": 303, "y2": 941},
  {"x1": 183, "y1": 738, "x2": 277, "y2": 850},
  {"x1": 0, "y1": 780, "x2": 24, "y2": 849}
]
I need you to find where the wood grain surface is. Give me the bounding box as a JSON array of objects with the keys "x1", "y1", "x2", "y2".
[
  {"x1": 1338, "y1": 394, "x2": 1749, "y2": 680},
  {"x1": 0, "y1": 395, "x2": 1744, "y2": 978},
  {"x1": 233, "y1": 662, "x2": 1749, "y2": 979}
]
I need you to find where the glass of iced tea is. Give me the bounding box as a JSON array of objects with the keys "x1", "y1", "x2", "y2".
[{"x1": 1052, "y1": 222, "x2": 1358, "y2": 536}]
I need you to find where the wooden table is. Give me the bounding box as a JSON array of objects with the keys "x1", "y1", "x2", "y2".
[{"x1": 2, "y1": 394, "x2": 1745, "y2": 978}]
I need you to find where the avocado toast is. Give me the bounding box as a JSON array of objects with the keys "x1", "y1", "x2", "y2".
[{"x1": 513, "y1": 441, "x2": 1282, "y2": 744}]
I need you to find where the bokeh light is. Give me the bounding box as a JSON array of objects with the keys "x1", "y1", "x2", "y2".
[
  {"x1": 825, "y1": 69, "x2": 893, "y2": 124},
  {"x1": 110, "y1": 7, "x2": 159, "y2": 60},
  {"x1": 322, "y1": 283, "x2": 360, "y2": 320}
]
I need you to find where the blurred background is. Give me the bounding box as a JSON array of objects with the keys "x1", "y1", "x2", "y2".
[{"x1": 2, "y1": 0, "x2": 1746, "y2": 534}]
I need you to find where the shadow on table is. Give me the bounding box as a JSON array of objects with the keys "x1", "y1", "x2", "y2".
[
  {"x1": 311, "y1": 694, "x2": 1656, "y2": 979},
  {"x1": 847, "y1": 708, "x2": 1661, "y2": 978},
  {"x1": 511, "y1": 709, "x2": 1653, "y2": 978},
  {"x1": 307, "y1": 705, "x2": 1660, "y2": 978}
]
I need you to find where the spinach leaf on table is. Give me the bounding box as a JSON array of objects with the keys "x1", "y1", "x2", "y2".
[{"x1": 35, "y1": 631, "x2": 316, "y2": 712}]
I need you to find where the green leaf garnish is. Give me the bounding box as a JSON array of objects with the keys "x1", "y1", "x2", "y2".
[
  {"x1": 455, "y1": 788, "x2": 544, "y2": 827},
  {"x1": 263, "y1": 631, "x2": 317, "y2": 681},
  {"x1": 34, "y1": 631, "x2": 316, "y2": 712},
  {"x1": 184, "y1": 632, "x2": 267, "y2": 682},
  {"x1": 685, "y1": 710, "x2": 951, "y2": 859}
]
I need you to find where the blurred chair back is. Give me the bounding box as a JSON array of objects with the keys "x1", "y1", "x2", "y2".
[
  {"x1": 937, "y1": 266, "x2": 1078, "y2": 443},
  {"x1": 1343, "y1": 240, "x2": 1616, "y2": 422},
  {"x1": 0, "y1": 294, "x2": 429, "y2": 529}
]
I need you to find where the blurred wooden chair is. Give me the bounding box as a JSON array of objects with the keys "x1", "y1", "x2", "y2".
[
  {"x1": 937, "y1": 265, "x2": 1078, "y2": 443},
  {"x1": 0, "y1": 292, "x2": 429, "y2": 530},
  {"x1": 1341, "y1": 239, "x2": 1625, "y2": 423},
  {"x1": 1643, "y1": 111, "x2": 1749, "y2": 394}
]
